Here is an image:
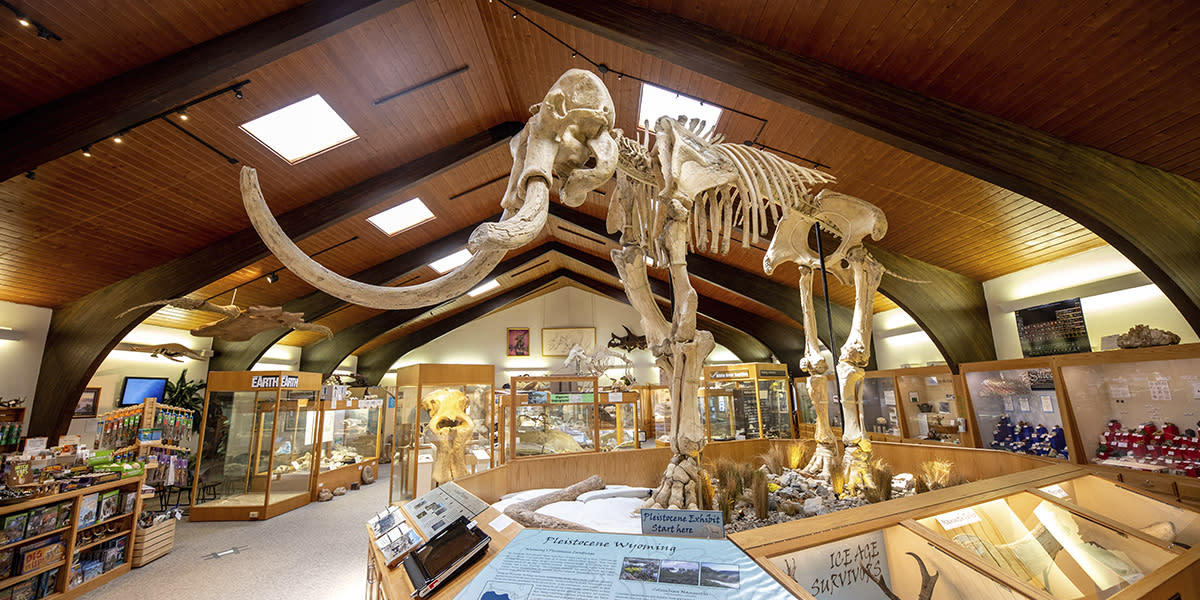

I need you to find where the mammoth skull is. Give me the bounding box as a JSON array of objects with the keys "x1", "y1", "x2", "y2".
[
  {"x1": 422, "y1": 388, "x2": 475, "y2": 485},
  {"x1": 240, "y1": 69, "x2": 618, "y2": 310}
]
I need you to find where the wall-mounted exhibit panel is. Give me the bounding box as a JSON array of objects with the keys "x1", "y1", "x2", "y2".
[
  {"x1": 1055, "y1": 344, "x2": 1200, "y2": 477},
  {"x1": 389, "y1": 364, "x2": 494, "y2": 505},
  {"x1": 703, "y1": 363, "x2": 794, "y2": 441},
  {"x1": 313, "y1": 385, "x2": 385, "y2": 499},
  {"x1": 961, "y1": 358, "x2": 1073, "y2": 461},
  {"x1": 191, "y1": 371, "x2": 323, "y2": 521}
]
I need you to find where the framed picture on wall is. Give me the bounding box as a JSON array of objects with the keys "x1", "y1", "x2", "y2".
[
  {"x1": 506, "y1": 328, "x2": 530, "y2": 357},
  {"x1": 541, "y1": 327, "x2": 595, "y2": 356},
  {"x1": 74, "y1": 387, "x2": 100, "y2": 418}
]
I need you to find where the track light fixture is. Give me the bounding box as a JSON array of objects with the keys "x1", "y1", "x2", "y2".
[
  {"x1": 81, "y1": 145, "x2": 92, "y2": 157},
  {"x1": 112, "y1": 131, "x2": 126, "y2": 144},
  {"x1": 233, "y1": 86, "x2": 244, "y2": 100},
  {"x1": 24, "y1": 171, "x2": 35, "y2": 180},
  {"x1": 177, "y1": 109, "x2": 188, "y2": 121},
  {"x1": 1, "y1": 1, "x2": 60, "y2": 40},
  {"x1": 265, "y1": 272, "x2": 279, "y2": 284}
]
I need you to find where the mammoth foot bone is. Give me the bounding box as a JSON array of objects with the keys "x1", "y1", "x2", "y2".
[
  {"x1": 117, "y1": 297, "x2": 332, "y2": 342},
  {"x1": 642, "y1": 454, "x2": 702, "y2": 510},
  {"x1": 803, "y1": 441, "x2": 839, "y2": 480}
]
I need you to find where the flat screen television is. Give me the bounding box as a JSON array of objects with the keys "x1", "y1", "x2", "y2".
[{"x1": 119, "y1": 376, "x2": 169, "y2": 407}]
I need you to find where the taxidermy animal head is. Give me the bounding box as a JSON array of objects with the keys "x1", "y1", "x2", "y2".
[
  {"x1": 607, "y1": 325, "x2": 647, "y2": 352},
  {"x1": 117, "y1": 297, "x2": 332, "y2": 342},
  {"x1": 239, "y1": 69, "x2": 619, "y2": 310}
]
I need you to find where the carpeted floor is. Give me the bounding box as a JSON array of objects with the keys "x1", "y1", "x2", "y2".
[{"x1": 80, "y1": 465, "x2": 393, "y2": 600}]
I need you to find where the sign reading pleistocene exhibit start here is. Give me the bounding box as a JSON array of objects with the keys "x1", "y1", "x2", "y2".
[{"x1": 453, "y1": 529, "x2": 794, "y2": 600}]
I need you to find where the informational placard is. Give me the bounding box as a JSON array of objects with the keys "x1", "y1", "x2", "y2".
[
  {"x1": 1193, "y1": 382, "x2": 1200, "y2": 400},
  {"x1": 1014, "y1": 298, "x2": 1090, "y2": 357},
  {"x1": 1149, "y1": 379, "x2": 1172, "y2": 402},
  {"x1": 934, "y1": 508, "x2": 981, "y2": 530},
  {"x1": 454, "y1": 529, "x2": 793, "y2": 600},
  {"x1": 403, "y1": 481, "x2": 490, "y2": 538},
  {"x1": 1109, "y1": 384, "x2": 1131, "y2": 400},
  {"x1": 1041, "y1": 395, "x2": 1055, "y2": 413},
  {"x1": 882, "y1": 390, "x2": 895, "y2": 406},
  {"x1": 768, "y1": 530, "x2": 888, "y2": 599},
  {"x1": 1040, "y1": 484, "x2": 1070, "y2": 499},
  {"x1": 741, "y1": 399, "x2": 760, "y2": 438},
  {"x1": 641, "y1": 509, "x2": 724, "y2": 538}
]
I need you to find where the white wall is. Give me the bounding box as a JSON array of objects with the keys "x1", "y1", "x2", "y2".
[
  {"x1": 0, "y1": 300, "x2": 53, "y2": 431},
  {"x1": 983, "y1": 246, "x2": 1197, "y2": 359},
  {"x1": 390, "y1": 287, "x2": 671, "y2": 387},
  {"x1": 67, "y1": 323, "x2": 215, "y2": 447},
  {"x1": 871, "y1": 308, "x2": 945, "y2": 370}
]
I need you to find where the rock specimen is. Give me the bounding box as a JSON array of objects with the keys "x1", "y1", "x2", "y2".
[{"x1": 1117, "y1": 324, "x2": 1180, "y2": 348}]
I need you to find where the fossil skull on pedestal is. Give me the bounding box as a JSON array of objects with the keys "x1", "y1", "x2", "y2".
[{"x1": 422, "y1": 388, "x2": 474, "y2": 485}]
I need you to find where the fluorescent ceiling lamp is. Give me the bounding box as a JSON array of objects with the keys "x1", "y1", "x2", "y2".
[
  {"x1": 430, "y1": 249, "x2": 472, "y2": 274},
  {"x1": 638, "y1": 82, "x2": 722, "y2": 130},
  {"x1": 240, "y1": 94, "x2": 358, "y2": 163},
  {"x1": 367, "y1": 198, "x2": 435, "y2": 236},
  {"x1": 468, "y1": 279, "x2": 500, "y2": 297}
]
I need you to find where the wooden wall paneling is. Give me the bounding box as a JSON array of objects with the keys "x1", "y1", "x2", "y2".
[
  {"x1": 28, "y1": 124, "x2": 520, "y2": 438},
  {"x1": 509, "y1": 0, "x2": 1200, "y2": 339},
  {"x1": 208, "y1": 212, "x2": 501, "y2": 371},
  {"x1": 0, "y1": 0, "x2": 413, "y2": 182}
]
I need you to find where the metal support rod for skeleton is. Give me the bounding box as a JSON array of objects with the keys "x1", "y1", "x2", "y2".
[{"x1": 814, "y1": 222, "x2": 845, "y2": 427}]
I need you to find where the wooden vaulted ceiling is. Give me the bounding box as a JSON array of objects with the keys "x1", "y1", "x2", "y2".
[{"x1": 1, "y1": 0, "x2": 1196, "y2": 378}]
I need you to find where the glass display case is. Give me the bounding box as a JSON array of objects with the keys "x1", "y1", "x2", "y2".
[
  {"x1": 637, "y1": 385, "x2": 670, "y2": 447},
  {"x1": 1055, "y1": 344, "x2": 1200, "y2": 477},
  {"x1": 313, "y1": 384, "x2": 385, "y2": 499},
  {"x1": 916, "y1": 489, "x2": 1180, "y2": 598},
  {"x1": 962, "y1": 358, "x2": 1073, "y2": 460},
  {"x1": 894, "y1": 366, "x2": 971, "y2": 446},
  {"x1": 861, "y1": 372, "x2": 903, "y2": 437},
  {"x1": 191, "y1": 371, "x2": 323, "y2": 521},
  {"x1": 598, "y1": 390, "x2": 641, "y2": 450},
  {"x1": 703, "y1": 363, "x2": 794, "y2": 441},
  {"x1": 389, "y1": 364, "x2": 494, "y2": 505},
  {"x1": 793, "y1": 376, "x2": 844, "y2": 432},
  {"x1": 1039, "y1": 474, "x2": 1200, "y2": 549},
  {"x1": 505, "y1": 375, "x2": 599, "y2": 459}
]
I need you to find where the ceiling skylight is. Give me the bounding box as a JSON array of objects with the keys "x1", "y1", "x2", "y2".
[
  {"x1": 367, "y1": 198, "x2": 435, "y2": 236},
  {"x1": 240, "y1": 94, "x2": 358, "y2": 164},
  {"x1": 468, "y1": 279, "x2": 500, "y2": 297},
  {"x1": 638, "y1": 83, "x2": 722, "y2": 130},
  {"x1": 430, "y1": 249, "x2": 473, "y2": 274}
]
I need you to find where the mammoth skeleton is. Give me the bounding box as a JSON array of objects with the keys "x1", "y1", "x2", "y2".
[{"x1": 242, "y1": 68, "x2": 890, "y2": 499}]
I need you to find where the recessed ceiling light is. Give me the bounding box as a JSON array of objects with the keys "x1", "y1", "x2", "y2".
[
  {"x1": 468, "y1": 279, "x2": 500, "y2": 297},
  {"x1": 430, "y1": 249, "x2": 473, "y2": 274},
  {"x1": 638, "y1": 82, "x2": 722, "y2": 130},
  {"x1": 367, "y1": 198, "x2": 435, "y2": 236},
  {"x1": 240, "y1": 94, "x2": 358, "y2": 164}
]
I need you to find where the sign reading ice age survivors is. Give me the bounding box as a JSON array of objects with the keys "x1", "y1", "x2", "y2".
[
  {"x1": 454, "y1": 529, "x2": 792, "y2": 600},
  {"x1": 640, "y1": 509, "x2": 725, "y2": 539},
  {"x1": 768, "y1": 530, "x2": 890, "y2": 599}
]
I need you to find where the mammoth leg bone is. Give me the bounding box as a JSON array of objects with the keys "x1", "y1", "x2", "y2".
[
  {"x1": 839, "y1": 246, "x2": 885, "y2": 493},
  {"x1": 503, "y1": 475, "x2": 604, "y2": 531},
  {"x1": 796, "y1": 267, "x2": 838, "y2": 478}
]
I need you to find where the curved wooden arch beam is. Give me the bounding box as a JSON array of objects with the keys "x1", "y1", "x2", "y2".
[
  {"x1": 513, "y1": 0, "x2": 1200, "y2": 334},
  {"x1": 867, "y1": 245, "x2": 995, "y2": 372},
  {"x1": 208, "y1": 214, "x2": 500, "y2": 372},
  {"x1": 354, "y1": 268, "x2": 799, "y2": 385},
  {"x1": 28, "y1": 123, "x2": 521, "y2": 438}
]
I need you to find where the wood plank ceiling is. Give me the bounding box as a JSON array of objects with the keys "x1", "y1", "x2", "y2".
[{"x1": 0, "y1": 0, "x2": 1194, "y2": 363}]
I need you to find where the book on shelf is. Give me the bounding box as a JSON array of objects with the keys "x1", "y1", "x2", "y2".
[{"x1": 77, "y1": 493, "x2": 98, "y2": 529}]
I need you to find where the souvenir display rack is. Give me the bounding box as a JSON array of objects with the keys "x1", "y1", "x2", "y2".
[
  {"x1": 312, "y1": 385, "x2": 386, "y2": 500},
  {"x1": 189, "y1": 371, "x2": 323, "y2": 521},
  {"x1": 95, "y1": 398, "x2": 194, "y2": 488},
  {"x1": 389, "y1": 364, "x2": 493, "y2": 505},
  {"x1": 0, "y1": 407, "x2": 25, "y2": 453},
  {"x1": 703, "y1": 363, "x2": 794, "y2": 441},
  {"x1": 0, "y1": 475, "x2": 144, "y2": 600}
]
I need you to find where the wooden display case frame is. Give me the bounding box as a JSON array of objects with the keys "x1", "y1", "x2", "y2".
[
  {"x1": 704, "y1": 363, "x2": 795, "y2": 441},
  {"x1": 502, "y1": 375, "x2": 601, "y2": 462},
  {"x1": 190, "y1": 370, "x2": 323, "y2": 522},
  {"x1": 0, "y1": 475, "x2": 144, "y2": 599},
  {"x1": 868, "y1": 365, "x2": 976, "y2": 447},
  {"x1": 959, "y1": 356, "x2": 1079, "y2": 463},
  {"x1": 312, "y1": 394, "x2": 383, "y2": 501},
  {"x1": 635, "y1": 384, "x2": 668, "y2": 447},
  {"x1": 389, "y1": 364, "x2": 494, "y2": 505}
]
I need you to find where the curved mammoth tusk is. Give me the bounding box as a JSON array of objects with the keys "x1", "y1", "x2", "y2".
[{"x1": 240, "y1": 167, "x2": 545, "y2": 310}]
